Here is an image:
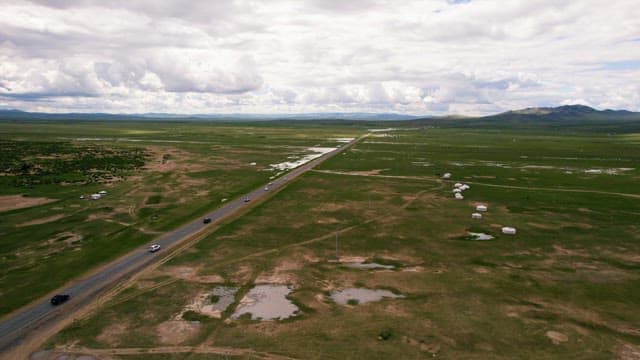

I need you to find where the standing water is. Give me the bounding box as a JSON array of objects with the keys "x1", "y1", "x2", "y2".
[
  {"x1": 331, "y1": 288, "x2": 403, "y2": 305},
  {"x1": 232, "y1": 285, "x2": 299, "y2": 320}
]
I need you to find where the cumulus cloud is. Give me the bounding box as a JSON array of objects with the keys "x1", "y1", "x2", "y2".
[{"x1": 0, "y1": 0, "x2": 639, "y2": 114}]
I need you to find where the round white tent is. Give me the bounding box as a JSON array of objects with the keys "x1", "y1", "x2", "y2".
[{"x1": 501, "y1": 227, "x2": 517, "y2": 235}]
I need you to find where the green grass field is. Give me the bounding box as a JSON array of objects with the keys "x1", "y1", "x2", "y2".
[
  {"x1": 0, "y1": 121, "x2": 360, "y2": 316},
  {"x1": 42, "y1": 123, "x2": 640, "y2": 359}
]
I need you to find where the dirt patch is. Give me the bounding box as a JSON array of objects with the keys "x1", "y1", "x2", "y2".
[
  {"x1": 156, "y1": 320, "x2": 201, "y2": 345},
  {"x1": 527, "y1": 222, "x2": 556, "y2": 230},
  {"x1": 473, "y1": 267, "x2": 492, "y2": 274},
  {"x1": 546, "y1": 330, "x2": 568, "y2": 345},
  {"x1": 603, "y1": 251, "x2": 640, "y2": 265},
  {"x1": 160, "y1": 266, "x2": 224, "y2": 283},
  {"x1": 552, "y1": 245, "x2": 589, "y2": 257},
  {"x1": 47, "y1": 232, "x2": 83, "y2": 246},
  {"x1": 96, "y1": 322, "x2": 129, "y2": 346},
  {"x1": 0, "y1": 195, "x2": 56, "y2": 212},
  {"x1": 347, "y1": 169, "x2": 390, "y2": 176},
  {"x1": 506, "y1": 298, "x2": 640, "y2": 338},
  {"x1": 229, "y1": 264, "x2": 254, "y2": 284},
  {"x1": 312, "y1": 203, "x2": 346, "y2": 212},
  {"x1": 144, "y1": 146, "x2": 209, "y2": 174},
  {"x1": 16, "y1": 214, "x2": 65, "y2": 227},
  {"x1": 316, "y1": 217, "x2": 340, "y2": 224},
  {"x1": 618, "y1": 344, "x2": 640, "y2": 360},
  {"x1": 338, "y1": 256, "x2": 367, "y2": 263},
  {"x1": 383, "y1": 303, "x2": 410, "y2": 317},
  {"x1": 255, "y1": 260, "x2": 302, "y2": 285},
  {"x1": 182, "y1": 286, "x2": 237, "y2": 319}
]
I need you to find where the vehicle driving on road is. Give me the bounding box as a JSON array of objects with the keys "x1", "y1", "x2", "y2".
[
  {"x1": 50, "y1": 294, "x2": 70, "y2": 306},
  {"x1": 148, "y1": 244, "x2": 161, "y2": 252},
  {"x1": 203, "y1": 217, "x2": 212, "y2": 224}
]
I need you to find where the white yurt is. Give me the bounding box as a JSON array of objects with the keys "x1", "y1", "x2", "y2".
[
  {"x1": 443, "y1": 173, "x2": 451, "y2": 179},
  {"x1": 471, "y1": 213, "x2": 482, "y2": 219},
  {"x1": 455, "y1": 193, "x2": 464, "y2": 200},
  {"x1": 501, "y1": 227, "x2": 517, "y2": 235},
  {"x1": 453, "y1": 188, "x2": 462, "y2": 193},
  {"x1": 476, "y1": 205, "x2": 488, "y2": 212},
  {"x1": 454, "y1": 183, "x2": 463, "y2": 188}
]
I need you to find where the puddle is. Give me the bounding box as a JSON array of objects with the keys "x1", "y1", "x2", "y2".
[
  {"x1": 270, "y1": 147, "x2": 336, "y2": 171},
  {"x1": 344, "y1": 262, "x2": 395, "y2": 270},
  {"x1": 182, "y1": 286, "x2": 238, "y2": 319},
  {"x1": 331, "y1": 288, "x2": 403, "y2": 305},
  {"x1": 332, "y1": 137, "x2": 355, "y2": 143},
  {"x1": 468, "y1": 232, "x2": 494, "y2": 241},
  {"x1": 209, "y1": 286, "x2": 238, "y2": 313},
  {"x1": 232, "y1": 285, "x2": 299, "y2": 320}
]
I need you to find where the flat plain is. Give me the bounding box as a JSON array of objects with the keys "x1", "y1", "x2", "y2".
[
  {"x1": 19, "y1": 122, "x2": 639, "y2": 359},
  {"x1": 0, "y1": 121, "x2": 360, "y2": 317}
]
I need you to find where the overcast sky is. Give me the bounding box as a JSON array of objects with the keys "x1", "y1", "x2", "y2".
[{"x1": 0, "y1": 0, "x2": 639, "y2": 115}]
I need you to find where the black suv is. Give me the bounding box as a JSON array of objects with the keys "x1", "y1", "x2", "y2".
[
  {"x1": 50, "y1": 294, "x2": 70, "y2": 305},
  {"x1": 203, "y1": 217, "x2": 212, "y2": 224}
]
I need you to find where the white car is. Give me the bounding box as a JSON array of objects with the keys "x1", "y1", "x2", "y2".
[{"x1": 148, "y1": 244, "x2": 161, "y2": 252}]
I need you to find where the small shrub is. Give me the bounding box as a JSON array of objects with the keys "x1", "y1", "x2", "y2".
[
  {"x1": 181, "y1": 310, "x2": 210, "y2": 322},
  {"x1": 378, "y1": 329, "x2": 393, "y2": 341},
  {"x1": 347, "y1": 298, "x2": 359, "y2": 306}
]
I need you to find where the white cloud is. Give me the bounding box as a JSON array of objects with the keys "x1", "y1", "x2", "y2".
[{"x1": 0, "y1": 0, "x2": 639, "y2": 114}]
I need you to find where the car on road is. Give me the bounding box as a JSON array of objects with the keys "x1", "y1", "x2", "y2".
[
  {"x1": 244, "y1": 197, "x2": 251, "y2": 202},
  {"x1": 203, "y1": 217, "x2": 212, "y2": 224},
  {"x1": 148, "y1": 244, "x2": 161, "y2": 252},
  {"x1": 50, "y1": 294, "x2": 70, "y2": 306},
  {"x1": 264, "y1": 187, "x2": 269, "y2": 191}
]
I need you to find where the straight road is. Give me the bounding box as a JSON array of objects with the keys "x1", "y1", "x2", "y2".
[{"x1": 0, "y1": 135, "x2": 365, "y2": 358}]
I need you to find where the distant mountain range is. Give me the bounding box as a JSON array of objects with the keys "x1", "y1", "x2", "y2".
[
  {"x1": 405, "y1": 104, "x2": 640, "y2": 129},
  {"x1": 0, "y1": 105, "x2": 638, "y2": 128},
  {"x1": 0, "y1": 109, "x2": 420, "y2": 122}
]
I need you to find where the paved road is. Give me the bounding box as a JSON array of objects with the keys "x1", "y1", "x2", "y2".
[{"x1": 0, "y1": 135, "x2": 364, "y2": 357}]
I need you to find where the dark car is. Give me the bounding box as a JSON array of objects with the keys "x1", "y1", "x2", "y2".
[
  {"x1": 50, "y1": 294, "x2": 70, "y2": 305},
  {"x1": 203, "y1": 217, "x2": 212, "y2": 224},
  {"x1": 244, "y1": 197, "x2": 251, "y2": 202}
]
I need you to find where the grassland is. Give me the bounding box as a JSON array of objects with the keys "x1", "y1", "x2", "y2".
[
  {"x1": 0, "y1": 121, "x2": 360, "y2": 316},
  {"x1": 42, "y1": 124, "x2": 640, "y2": 359}
]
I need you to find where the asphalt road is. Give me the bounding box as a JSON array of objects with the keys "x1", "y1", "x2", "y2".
[{"x1": 0, "y1": 135, "x2": 364, "y2": 356}]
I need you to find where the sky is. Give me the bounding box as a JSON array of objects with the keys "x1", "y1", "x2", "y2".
[{"x1": 0, "y1": 0, "x2": 639, "y2": 115}]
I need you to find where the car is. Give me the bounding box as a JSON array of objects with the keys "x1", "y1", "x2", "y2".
[
  {"x1": 244, "y1": 197, "x2": 251, "y2": 202},
  {"x1": 149, "y1": 244, "x2": 161, "y2": 252},
  {"x1": 264, "y1": 187, "x2": 269, "y2": 191},
  {"x1": 50, "y1": 294, "x2": 70, "y2": 306},
  {"x1": 203, "y1": 217, "x2": 212, "y2": 224}
]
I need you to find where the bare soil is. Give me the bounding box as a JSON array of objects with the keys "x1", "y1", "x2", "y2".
[
  {"x1": 158, "y1": 266, "x2": 224, "y2": 283},
  {"x1": 16, "y1": 214, "x2": 66, "y2": 227},
  {"x1": 156, "y1": 320, "x2": 201, "y2": 345},
  {"x1": 619, "y1": 344, "x2": 640, "y2": 360},
  {"x1": 95, "y1": 322, "x2": 130, "y2": 347},
  {"x1": 546, "y1": 330, "x2": 569, "y2": 345},
  {"x1": 0, "y1": 195, "x2": 56, "y2": 212}
]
